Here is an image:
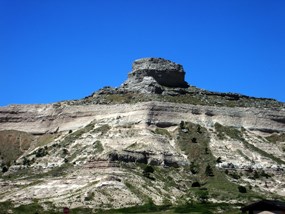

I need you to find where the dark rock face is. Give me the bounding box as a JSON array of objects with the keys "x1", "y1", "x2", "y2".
[
  {"x1": 107, "y1": 150, "x2": 186, "y2": 167},
  {"x1": 127, "y1": 58, "x2": 188, "y2": 88}
]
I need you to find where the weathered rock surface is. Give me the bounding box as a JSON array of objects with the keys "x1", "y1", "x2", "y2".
[
  {"x1": 1, "y1": 102, "x2": 285, "y2": 134},
  {"x1": 121, "y1": 58, "x2": 188, "y2": 93},
  {"x1": 129, "y1": 58, "x2": 188, "y2": 87},
  {"x1": 0, "y1": 58, "x2": 285, "y2": 212}
]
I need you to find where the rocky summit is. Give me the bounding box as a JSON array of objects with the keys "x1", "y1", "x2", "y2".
[
  {"x1": 0, "y1": 58, "x2": 285, "y2": 213},
  {"x1": 119, "y1": 57, "x2": 188, "y2": 94},
  {"x1": 127, "y1": 58, "x2": 188, "y2": 88}
]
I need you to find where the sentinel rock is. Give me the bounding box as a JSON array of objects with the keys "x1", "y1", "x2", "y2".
[
  {"x1": 130, "y1": 58, "x2": 188, "y2": 87},
  {"x1": 122, "y1": 58, "x2": 188, "y2": 93}
]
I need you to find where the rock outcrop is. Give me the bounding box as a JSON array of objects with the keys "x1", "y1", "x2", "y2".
[
  {"x1": 121, "y1": 58, "x2": 188, "y2": 93},
  {"x1": 0, "y1": 58, "x2": 285, "y2": 212}
]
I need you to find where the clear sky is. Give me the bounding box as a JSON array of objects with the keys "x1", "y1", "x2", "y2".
[{"x1": 0, "y1": 0, "x2": 284, "y2": 106}]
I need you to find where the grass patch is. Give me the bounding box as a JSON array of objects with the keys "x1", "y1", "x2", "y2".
[
  {"x1": 0, "y1": 201, "x2": 59, "y2": 214},
  {"x1": 214, "y1": 123, "x2": 244, "y2": 141},
  {"x1": 36, "y1": 133, "x2": 59, "y2": 147},
  {"x1": 101, "y1": 199, "x2": 171, "y2": 213},
  {"x1": 125, "y1": 181, "x2": 149, "y2": 202},
  {"x1": 214, "y1": 123, "x2": 285, "y2": 164},
  {"x1": 92, "y1": 124, "x2": 111, "y2": 135},
  {"x1": 0, "y1": 201, "x2": 13, "y2": 212},
  {"x1": 176, "y1": 122, "x2": 257, "y2": 201},
  {"x1": 154, "y1": 128, "x2": 172, "y2": 139},
  {"x1": 2, "y1": 160, "x2": 73, "y2": 180},
  {"x1": 96, "y1": 202, "x2": 242, "y2": 213},
  {"x1": 242, "y1": 140, "x2": 285, "y2": 165},
  {"x1": 61, "y1": 122, "x2": 95, "y2": 147},
  {"x1": 177, "y1": 121, "x2": 212, "y2": 169},
  {"x1": 42, "y1": 163, "x2": 73, "y2": 177},
  {"x1": 0, "y1": 130, "x2": 33, "y2": 166},
  {"x1": 174, "y1": 202, "x2": 241, "y2": 214},
  {"x1": 67, "y1": 207, "x2": 93, "y2": 214},
  {"x1": 93, "y1": 140, "x2": 104, "y2": 153},
  {"x1": 74, "y1": 88, "x2": 285, "y2": 109},
  {"x1": 266, "y1": 133, "x2": 285, "y2": 143},
  {"x1": 126, "y1": 142, "x2": 143, "y2": 150},
  {"x1": 237, "y1": 149, "x2": 253, "y2": 162}
]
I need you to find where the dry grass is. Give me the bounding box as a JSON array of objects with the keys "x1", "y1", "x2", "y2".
[{"x1": 0, "y1": 130, "x2": 33, "y2": 166}]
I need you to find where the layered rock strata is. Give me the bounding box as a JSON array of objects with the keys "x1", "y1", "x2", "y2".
[
  {"x1": 121, "y1": 57, "x2": 188, "y2": 93},
  {"x1": 1, "y1": 102, "x2": 285, "y2": 134},
  {"x1": 0, "y1": 58, "x2": 285, "y2": 211}
]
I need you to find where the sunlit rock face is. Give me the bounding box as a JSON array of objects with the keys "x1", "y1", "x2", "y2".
[
  {"x1": 0, "y1": 57, "x2": 285, "y2": 212},
  {"x1": 127, "y1": 58, "x2": 188, "y2": 88}
]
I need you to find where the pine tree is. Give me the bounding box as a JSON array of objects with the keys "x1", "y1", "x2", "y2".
[{"x1": 205, "y1": 164, "x2": 214, "y2": 176}]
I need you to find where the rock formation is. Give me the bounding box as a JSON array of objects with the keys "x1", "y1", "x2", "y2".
[
  {"x1": 128, "y1": 58, "x2": 188, "y2": 87},
  {"x1": 0, "y1": 58, "x2": 284, "y2": 212},
  {"x1": 121, "y1": 58, "x2": 188, "y2": 93}
]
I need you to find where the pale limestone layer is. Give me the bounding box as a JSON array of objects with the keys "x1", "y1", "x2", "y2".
[
  {"x1": 1, "y1": 102, "x2": 285, "y2": 134},
  {"x1": 1, "y1": 102, "x2": 285, "y2": 208}
]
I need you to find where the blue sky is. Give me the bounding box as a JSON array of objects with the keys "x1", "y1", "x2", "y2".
[{"x1": 0, "y1": 0, "x2": 284, "y2": 106}]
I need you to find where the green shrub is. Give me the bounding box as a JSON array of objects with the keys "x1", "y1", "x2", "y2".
[
  {"x1": 205, "y1": 147, "x2": 209, "y2": 154},
  {"x1": 143, "y1": 165, "x2": 155, "y2": 180},
  {"x1": 216, "y1": 157, "x2": 222, "y2": 163},
  {"x1": 192, "y1": 181, "x2": 201, "y2": 187},
  {"x1": 238, "y1": 185, "x2": 247, "y2": 193},
  {"x1": 93, "y1": 140, "x2": 104, "y2": 153},
  {"x1": 23, "y1": 157, "x2": 33, "y2": 166},
  {"x1": 144, "y1": 165, "x2": 154, "y2": 173},
  {"x1": 62, "y1": 148, "x2": 69, "y2": 156},
  {"x1": 205, "y1": 164, "x2": 214, "y2": 177},
  {"x1": 180, "y1": 121, "x2": 186, "y2": 129},
  {"x1": 2, "y1": 165, "x2": 8, "y2": 173},
  {"x1": 195, "y1": 189, "x2": 209, "y2": 203},
  {"x1": 260, "y1": 170, "x2": 271, "y2": 178},
  {"x1": 190, "y1": 161, "x2": 199, "y2": 174},
  {"x1": 229, "y1": 171, "x2": 240, "y2": 180},
  {"x1": 35, "y1": 147, "x2": 48, "y2": 158}
]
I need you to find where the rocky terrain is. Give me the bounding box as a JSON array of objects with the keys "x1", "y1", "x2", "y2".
[{"x1": 0, "y1": 58, "x2": 284, "y2": 213}]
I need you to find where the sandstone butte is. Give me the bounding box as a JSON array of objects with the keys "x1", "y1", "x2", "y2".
[{"x1": 0, "y1": 58, "x2": 284, "y2": 213}]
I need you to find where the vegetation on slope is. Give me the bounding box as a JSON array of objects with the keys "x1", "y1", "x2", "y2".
[
  {"x1": 0, "y1": 200, "x2": 244, "y2": 214},
  {"x1": 214, "y1": 123, "x2": 285, "y2": 165},
  {"x1": 1, "y1": 117, "x2": 283, "y2": 213},
  {"x1": 0, "y1": 130, "x2": 33, "y2": 168},
  {"x1": 176, "y1": 121, "x2": 250, "y2": 201},
  {"x1": 266, "y1": 133, "x2": 285, "y2": 143},
  {"x1": 69, "y1": 86, "x2": 285, "y2": 109}
]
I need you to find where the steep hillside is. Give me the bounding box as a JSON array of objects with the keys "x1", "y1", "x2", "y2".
[{"x1": 0, "y1": 58, "x2": 284, "y2": 213}]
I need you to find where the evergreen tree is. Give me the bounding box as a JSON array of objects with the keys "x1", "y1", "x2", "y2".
[{"x1": 205, "y1": 164, "x2": 214, "y2": 176}]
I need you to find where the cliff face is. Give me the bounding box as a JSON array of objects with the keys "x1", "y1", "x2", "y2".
[
  {"x1": 0, "y1": 58, "x2": 284, "y2": 212},
  {"x1": 1, "y1": 102, "x2": 285, "y2": 134},
  {"x1": 127, "y1": 58, "x2": 188, "y2": 88}
]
